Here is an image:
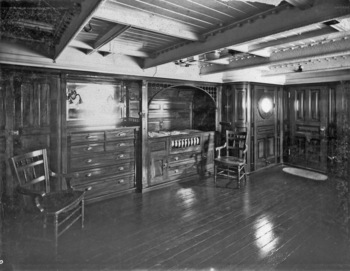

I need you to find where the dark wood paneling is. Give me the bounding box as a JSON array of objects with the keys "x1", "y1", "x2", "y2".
[
  {"x1": 1, "y1": 71, "x2": 58, "y2": 199},
  {"x1": 253, "y1": 85, "x2": 277, "y2": 171},
  {"x1": 148, "y1": 89, "x2": 194, "y2": 132}
]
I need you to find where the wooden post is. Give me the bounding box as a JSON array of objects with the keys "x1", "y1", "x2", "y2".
[{"x1": 139, "y1": 80, "x2": 149, "y2": 191}]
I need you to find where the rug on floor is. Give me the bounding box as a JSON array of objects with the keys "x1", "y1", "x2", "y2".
[{"x1": 282, "y1": 167, "x2": 328, "y2": 181}]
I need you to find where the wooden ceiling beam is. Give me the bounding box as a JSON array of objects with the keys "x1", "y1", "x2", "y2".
[
  {"x1": 87, "y1": 24, "x2": 131, "y2": 55},
  {"x1": 94, "y1": 1, "x2": 201, "y2": 42},
  {"x1": 200, "y1": 35, "x2": 350, "y2": 75},
  {"x1": 247, "y1": 26, "x2": 338, "y2": 55},
  {"x1": 142, "y1": 0, "x2": 350, "y2": 69},
  {"x1": 53, "y1": 0, "x2": 106, "y2": 60},
  {"x1": 285, "y1": 0, "x2": 315, "y2": 9}
]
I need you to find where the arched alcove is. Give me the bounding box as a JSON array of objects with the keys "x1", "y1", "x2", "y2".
[{"x1": 148, "y1": 85, "x2": 216, "y2": 132}]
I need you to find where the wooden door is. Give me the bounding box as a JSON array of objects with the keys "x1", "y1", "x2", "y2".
[
  {"x1": 253, "y1": 85, "x2": 278, "y2": 171},
  {"x1": 1, "y1": 71, "x2": 59, "y2": 200},
  {"x1": 150, "y1": 153, "x2": 168, "y2": 185},
  {"x1": 148, "y1": 137, "x2": 169, "y2": 185},
  {"x1": 286, "y1": 86, "x2": 329, "y2": 172}
]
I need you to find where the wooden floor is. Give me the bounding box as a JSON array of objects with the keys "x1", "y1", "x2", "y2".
[{"x1": 2, "y1": 165, "x2": 350, "y2": 270}]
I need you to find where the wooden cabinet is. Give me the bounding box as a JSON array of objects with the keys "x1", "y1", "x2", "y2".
[
  {"x1": 148, "y1": 131, "x2": 214, "y2": 186},
  {"x1": 67, "y1": 127, "x2": 138, "y2": 203}
]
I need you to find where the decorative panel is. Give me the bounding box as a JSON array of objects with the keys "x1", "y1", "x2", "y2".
[
  {"x1": 195, "y1": 85, "x2": 217, "y2": 102},
  {"x1": 267, "y1": 137, "x2": 274, "y2": 156},
  {"x1": 0, "y1": 87, "x2": 5, "y2": 130},
  {"x1": 19, "y1": 83, "x2": 34, "y2": 128},
  {"x1": 258, "y1": 139, "x2": 265, "y2": 159},
  {"x1": 296, "y1": 90, "x2": 305, "y2": 120},
  {"x1": 39, "y1": 83, "x2": 50, "y2": 126},
  {"x1": 236, "y1": 89, "x2": 245, "y2": 121},
  {"x1": 310, "y1": 89, "x2": 320, "y2": 121}
]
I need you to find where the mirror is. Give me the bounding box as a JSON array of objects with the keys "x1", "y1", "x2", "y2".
[{"x1": 66, "y1": 82, "x2": 123, "y2": 127}]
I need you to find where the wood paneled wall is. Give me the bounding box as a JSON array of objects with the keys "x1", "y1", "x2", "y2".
[{"x1": 148, "y1": 87, "x2": 216, "y2": 132}]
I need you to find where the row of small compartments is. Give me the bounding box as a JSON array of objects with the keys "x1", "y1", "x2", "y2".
[{"x1": 171, "y1": 137, "x2": 200, "y2": 148}]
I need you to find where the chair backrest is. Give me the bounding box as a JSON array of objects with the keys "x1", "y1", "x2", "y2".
[
  {"x1": 11, "y1": 149, "x2": 51, "y2": 194},
  {"x1": 225, "y1": 131, "x2": 247, "y2": 159}
]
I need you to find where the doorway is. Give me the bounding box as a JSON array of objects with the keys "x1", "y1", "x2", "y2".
[{"x1": 284, "y1": 85, "x2": 330, "y2": 172}]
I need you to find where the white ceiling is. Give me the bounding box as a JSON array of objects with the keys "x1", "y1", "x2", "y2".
[{"x1": 1, "y1": 0, "x2": 350, "y2": 84}]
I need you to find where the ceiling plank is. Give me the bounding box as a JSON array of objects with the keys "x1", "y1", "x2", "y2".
[
  {"x1": 200, "y1": 36, "x2": 350, "y2": 75},
  {"x1": 53, "y1": 0, "x2": 106, "y2": 60},
  {"x1": 87, "y1": 24, "x2": 131, "y2": 55},
  {"x1": 142, "y1": 0, "x2": 350, "y2": 69},
  {"x1": 94, "y1": 1, "x2": 201, "y2": 41}
]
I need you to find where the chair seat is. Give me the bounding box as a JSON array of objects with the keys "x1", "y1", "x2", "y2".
[
  {"x1": 214, "y1": 156, "x2": 245, "y2": 166},
  {"x1": 40, "y1": 191, "x2": 85, "y2": 214}
]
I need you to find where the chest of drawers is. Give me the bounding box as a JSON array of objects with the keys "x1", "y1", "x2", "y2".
[{"x1": 67, "y1": 127, "x2": 137, "y2": 203}]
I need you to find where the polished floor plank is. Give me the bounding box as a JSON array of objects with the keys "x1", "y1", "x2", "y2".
[{"x1": 3, "y1": 165, "x2": 350, "y2": 270}]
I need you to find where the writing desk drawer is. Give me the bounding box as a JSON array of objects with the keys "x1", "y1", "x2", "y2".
[
  {"x1": 105, "y1": 140, "x2": 134, "y2": 151},
  {"x1": 71, "y1": 161, "x2": 134, "y2": 182},
  {"x1": 70, "y1": 151, "x2": 134, "y2": 170},
  {"x1": 106, "y1": 129, "x2": 135, "y2": 141},
  {"x1": 70, "y1": 132, "x2": 104, "y2": 144},
  {"x1": 70, "y1": 143, "x2": 105, "y2": 157}
]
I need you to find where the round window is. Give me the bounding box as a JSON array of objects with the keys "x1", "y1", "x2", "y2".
[{"x1": 258, "y1": 94, "x2": 274, "y2": 119}]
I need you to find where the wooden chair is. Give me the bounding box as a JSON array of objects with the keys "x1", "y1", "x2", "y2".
[
  {"x1": 10, "y1": 149, "x2": 89, "y2": 254},
  {"x1": 214, "y1": 131, "x2": 248, "y2": 189}
]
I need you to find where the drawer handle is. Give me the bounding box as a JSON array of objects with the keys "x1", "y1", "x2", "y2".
[
  {"x1": 118, "y1": 154, "x2": 125, "y2": 159},
  {"x1": 174, "y1": 169, "x2": 178, "y2": 173},
  {"x1": 86, "y1": 159, "x2": 92, "y2": 164},
  {"x1": 117, "y1": 133, "x2": 126, "y2": 137},
  {"x1": 117, "y1": 143, "x2": 126, "y2": 147},
  {"x1": 86, "y1": 173, "x2": 92, "y2": 177},
  {"x1": 86, "y1": 135, "x2": 94, "y2": 139},
  {"x1": 86, "y1": 147, "x2": 93, "y2": 151},
  {"x1": 118, "y1": 167, "x2": 124, "y2": 171},
  {"x1": 175, "y1": 157, "x2": 179, "y2": 161},
  {"x1": 118, "y1": 179, "x2": 125, "y2": 184}
]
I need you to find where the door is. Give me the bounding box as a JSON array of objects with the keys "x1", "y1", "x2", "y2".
[
  {"x1": 253, "y1": 85, "x2": 278, "y2": 171},
  {"x1": 286, "y1": 86, "x2": 329, "y2": 172},
  {"x1": 150, "y1": 153, "x2": 168, "y2": 185},
  {"x1": 1, "y1": 71, "x2": 59, "y2": 201}
]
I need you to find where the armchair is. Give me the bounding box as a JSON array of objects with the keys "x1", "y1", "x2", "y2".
[{"x1": 214, "y1": 131, "x2": 248, "y2": 189}]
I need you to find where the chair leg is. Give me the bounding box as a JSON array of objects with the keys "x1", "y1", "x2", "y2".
[
  {"x1": 242, "y1": 166, "x2": 247, "y2": 186},
  {"x1": 214, "y1": 164, "x2": 217, "y2": 186},
  {"x1": 54, "y1": 214, "x2": 58, "y2": 256},
  {"x1": 43, "y1": 214, "x2": 47, "y2": 239},
  {"x1": 81, "y1": 199, "x2": 85, "y2": 229},
  {"x1": 237, "y1": 166, "x2": 241, "y2": 189}
]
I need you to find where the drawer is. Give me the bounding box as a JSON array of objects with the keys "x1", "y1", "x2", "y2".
[
  {"x1": 69, "y1": 151, "x2": 135, "y2": 171},
  {"x1": 70, "y1": 132, "x2": 104, "y2": 144},
  {"x1": 105, "y1": 139, "x2": 134, "y2": 151},
  {"x1": 72, "y1": 174, "x2": 135, "y2": 199},
  {"x1": 71, "y1": 161, "x2": 135, "y2": 183},
  {"x1": 168, "y1": 152, "x2": 202, "y2": 163},
  {"x1": 106, "y1": 129, "x2": 135, "y2": 141},
  {"x1": 70, "y1": 143, "x2": 105, "y2": 157},
  {"x1": 168, "y1": 162, "x2": 199, "y2": 176}
]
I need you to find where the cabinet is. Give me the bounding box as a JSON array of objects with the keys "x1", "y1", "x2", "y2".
[
  {"x1": 149, "y1": 131, "x2": 214, "y2": 186},
  {"x1": 67, "y1": 127, "x2": 138, "y2": 203}
]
